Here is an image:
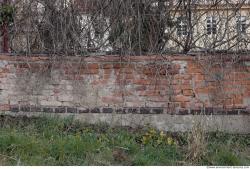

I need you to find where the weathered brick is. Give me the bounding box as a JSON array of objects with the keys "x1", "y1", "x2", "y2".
[{"x1": 0, "y1": 55, "x2": 250, "y2": 118}]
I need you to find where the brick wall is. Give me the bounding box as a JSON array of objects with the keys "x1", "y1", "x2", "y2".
[{"x1": 0, "y1": 54, "x2": 250, "y2": 115}]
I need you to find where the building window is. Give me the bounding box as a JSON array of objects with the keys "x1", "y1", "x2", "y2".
[
  {"x1": 237, "y1": 16, "x2": 247, "y2": 34},
  {"x1": 207, "y1": 16, "x2": 217, "y2": 35},
  {"x1": 177, "y1": 17, "x2": 187, "y2": 36}
]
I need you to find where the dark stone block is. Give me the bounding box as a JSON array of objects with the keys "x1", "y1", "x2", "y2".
[
  {"x1": 178, "y1": 109, "x2": 189, "y2": 115},
  {"x1": 91, "y1": 108, "x2": 100, "y2": 113},
  {"x1": 214, "y1": 110, "x2": 225, "y2": 115},
  {"x1": 204, "y1": 110, "x2": 213, "y2": 115},
  {"x1": 116, "y1": 108, "x2": 127, "y2": 114},
  {"x1": 239, "y1": 109, "x2": 250, "y2": 115},
  {"x1": 10, "y1": 105, "x2": 19, "y2": 112},
  {"x1": 190, "y1": 109, "x2": 201, "y2": 115},
  {"x1": 127, "y1": 108, "x2": 138, "y2": 114},
  {"x1": 79, "y1": 108, "x2": 89, "y2": 113},
  {"x1": 227, "y1": 110, "x2": 239, "y2": 115},
  {"x1": 67, "y1": 107, "x2": 77, "y2": 113},
  {"x1": 152, "y1": 108, "x2": 163, "y2": 114},
  {"x1": 203, "y1": 107, "x2": 227, "y2": 115},
  {"x1": 140, "y1": 107, "x2": 151, "y2": 114},
  {"x1": 30, "y1": 106, "x2": 42, "y2": 112},
  {"x1": 20, "y1": 106, "x2": 30, "y2": 112},
  {"x1": 205, "y1": 107, "x2": 214, "y2": 114},
  {"x1": 103, "y1": 108, "x2": 113, "y2": 113},
  {"x1": 55, "y1": 107, "x2": 66, "y2": 113},
  {"x1": 43, "y1": 107, "x2": 54, "y2": 113}
]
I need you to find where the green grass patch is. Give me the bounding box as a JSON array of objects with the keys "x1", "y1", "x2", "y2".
[{"x1": 0, "y1": 115, "x2": 249, "y2": 166}]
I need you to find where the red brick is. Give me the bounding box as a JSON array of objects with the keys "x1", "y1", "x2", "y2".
[
  {"x1": 143, "y1": 67, "x2": 168, "y2": 76},
  {"x1": 87, "y1": 63, "x2": 99, "y2": 69},
  {"x1": 122, "y1": 68, "x2": 134, "y2": 74},
  {"x1": 113, "y1": 63, "x2": 124, "y2": 69},
  {"x1": 167, "y1": 66, "x2": 179, "y2": 75},
  {"x1": 115, "y1": 79, "x2": 132, "y2": 85},
  {"x1": 102, "y1": 64, "x2": 113, "y2": 69},
  {"x1": 137, "y1": 90, "x2": 162, "y2": 96},
  {"x1": 232, "y1": 96, "x2": 243, "y2": 105},
  {"x1": 65, "y1": 75, "x2": 83, "y2": 80},
  {"x1": 0, "y1": 104, "x2": 10, "y2": 111},
  {"x1": 171, "y1": 95, "x2": 190, "y2": 102},
  {"x1": 183, "y1": 89, "x2": 194, "y2": 96},
  {"x1": 195, "y1": 74, "x2": 205, "y2": 81},
  {"x1": 180, "y1": 102, "x2": 187, "y2": 108},
  {"x1": 0, "y1": 73, "x2": 6, "y2": 78},
  {"x1": 173, "y1": 89, "x2": 182, "y2": 95},
  {"x1": 143, "y1": 67, "x2": 155, "y2": 75},
  {"x1": 134, "y1": 85, "x2": 147, "y2": 91},
  {"x1": 174, "y1": 74, "x2": 192, "y2": 80},
  {"x1": 132, "y1": 79, "x2": 151, "y2": 85},
  {"x1": 181, "y1": 84, "x2": 192, "y2": 90},
  {"x1": 92, "y1": 79, "x2": 108, "y2": 85},
  {"x1": 147, "y1": 96, "x2": 169, "y2": 102},
  {"x1": 103, "y1": 74, "x2": 111, "y2": 79},
  {"x1": 80, "y1": 68, "x2": 99, "y2": 74},
  {"x1": 103, "y1": 69, "x2": 112, "y2": 75},
  {"x1": 0, "y1": 68, "x2": 10, "y2": 73},
  {"x1": 18, "y1": 63, "x2": 30, "y2": 69},
  {"x1": 125, "y1": 74, "x2": 134, "y2": 79},
  {"x1": 147, "y1": 85, "x2": 167, "y2": 91},
  {"x1": 112, "y1": 91, "x2": 133, "y2": 97},
  {"x1": 102, "y1": 96, "x2": 123, "y2": 104},
  {"x1": 157, "y1": 79, "x2": 170, "y2": 85},
  {"x1": 196, "y1": 88, "x2": 210, "y2": 94}
]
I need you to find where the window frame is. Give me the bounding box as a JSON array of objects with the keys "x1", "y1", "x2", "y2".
[
  {"x1": 236, "y1": 16, "x2": 247, "y2": 34},
  {"x1": 176, "y1": 16, "x2": 188, "y2": 36},
  {"x1": 206, "y1": 16, "x2": 217, "y2": 35}
]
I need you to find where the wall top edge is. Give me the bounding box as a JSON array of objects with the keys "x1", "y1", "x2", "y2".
[{"x1": 0, "y1": 53, "x2": 249, "y2": 63}]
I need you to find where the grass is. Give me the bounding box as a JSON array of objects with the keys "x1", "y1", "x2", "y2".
[{"x1": 0, "y1": 115, "x2": 249, "y2": 166}]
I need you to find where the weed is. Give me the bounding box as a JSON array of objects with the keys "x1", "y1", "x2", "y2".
[{"x1": 0, "y1": 115, "x2": 249, "y2": 166}]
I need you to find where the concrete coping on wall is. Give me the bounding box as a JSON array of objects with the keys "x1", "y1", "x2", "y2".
[{"x1": 1, "y1": 53, "x2": 250, "y2": 63}]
